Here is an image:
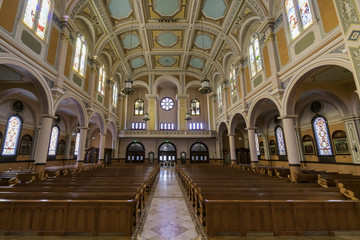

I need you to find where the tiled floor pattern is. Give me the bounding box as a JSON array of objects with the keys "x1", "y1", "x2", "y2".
[{"x1": 136, "y1": 167, "x2": 200, "y2": 240}]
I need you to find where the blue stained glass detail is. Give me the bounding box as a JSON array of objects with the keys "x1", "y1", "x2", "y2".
[
  {"x1": 276, "y1": 127, "x2": 287, "y2": 155},
  {"x1": 2, "y1": 116, "x2": 22, "y2": 156},
  {"x1": 313, "y1": 116, "x2": 333, "y2": 155},
  {"x1": 298, "y1": 0, "x2": 313, "y2": 29},
  {"x1": 48, "y1": 126, "x2": 59, "y2": 155},
  {"x1": 255, "y1": 133, "x2": 260, "y2": 156}
]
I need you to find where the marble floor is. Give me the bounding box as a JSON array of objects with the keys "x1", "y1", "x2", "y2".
[{"x1": 1, "y1": 167, "x2": 360, "y2": 240}]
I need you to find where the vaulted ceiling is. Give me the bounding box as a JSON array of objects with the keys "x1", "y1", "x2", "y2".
[{"x1": 66, "y1": 0, "x2": 268, "y2": 83}]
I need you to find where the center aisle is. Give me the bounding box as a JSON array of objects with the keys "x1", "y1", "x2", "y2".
[{"x1": 136, "y1": 167, "x2": 201, "y2": 240}]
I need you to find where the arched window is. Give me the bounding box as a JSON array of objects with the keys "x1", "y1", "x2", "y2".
[
  {"x1": 24, "y1": 0, "x2": 51, "y2": 39},
  {"x1": 2, "y1": 115, "x2": 22, "y2": 156},
  {"x1": 98, "y1": 65, "x2": 106, "y2": 95},
  {"x1": 126, "y1": 142, "x2": 145, "y2": 163},
  {"x1": 134, "y1": 99, "x2": 144, "y2": 115},
  {"x1": 190, "y1": 142, "x2": 209, "y2": 163},
  {"x1": 249, "y1": 36, "x2": 262, "y2": 77},
  {"x1": 255, "y1": 133, "x2": 260, "y2": 156},
  {"x1": 190, "y1": 99, "x2": 200, "y2": 116},
  {"x1": 73, "y1": 34, "x2": 87, "y2": 76},
  {"x1": 48, "y1": 126, "x2": 59, "y2": 156},
  {"x1": 312, "y1": 116, "x2": 333, "y2": 156},
  {"x1": 229, "y1": 66, "x2": 238, "y2": 96},
  {"x1": 285, "y1": 0, "x2": 313, "y2": 39},
  {"x1": 275, "y1": 126, "x2": 287, "y2": 156},
  {"x1": 74, "y1": 132, "x2": 80, "y2": 156},
  {"x1": 112, "y1": 82, "x2": 118, "y2": 107},
  {"x1": 0, "y1": 132, "x2": 2, "y2": 151},
  {"x1": 217, "y1": 85, "x2": 223, "y2": 107}
]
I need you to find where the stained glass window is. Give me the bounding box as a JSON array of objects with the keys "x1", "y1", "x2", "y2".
[
  {"x1": 286, "y1": 0, "x2": 313, "y2": 39},
  {"x1": 135, "y1": 99, "x2": 144, "y2": 115},
  {"x1": 255, "y1": 133, "x2": 260, "y2": 156},
  {"x1": 73, "y1": 34, "x2": 87, "y2": 77},
  {"x1": 159, "y1": 143, "x2": 176, "y2": 151},
  {"x1": 229, "y1": 66, "x2": 237, "y2": 96},
  {"x1": 74, "y1": 132, "x2": 80, "y2": 156},
  {"x1": 275, "y1": 126, "x2": 287, "y2": 156},
  {"x1": 24, "y1": 0, "x2": 51, "y2": 39},
  {"x1": 249, "y1": 36, "x2": 262, "y2": 77},
  {"x1": 217, "y1": 85, "x2": 223, "y2": 107},
  {"x1": 24, "y1": 0, "x2": 38, "y2": 29},
  {"x1": 98, "y1": 65, "x2": 106, "y2": 95},
  {"x1": 112, "y1": 82, "x2": 118, "y2": 107},
  {"x1": 313, "y1": 116, "x2": 333, "y2": 155},
  {"x1": 190, "y1": 99, "x2": 200, "y2": 115},
  {"x1": 48, "y1": 126, "x2": 59, "y2": 156},
  {"x1": 298, "y1": 0, "x2": 313, "y2": 29},
  {"x1": 2, "y1": 116, "x2": 22, "y2": 156},
  {"x1": 160, "y1": 97, "x2": 174, "y2": 111},
  {"x1": 36, "y1": 0, "x2": 50, "y2": 39},
  {"x1": 286, "y1": 0, "x2": 300, "y2": 39}
]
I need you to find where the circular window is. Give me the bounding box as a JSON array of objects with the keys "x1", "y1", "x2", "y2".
[{"x1": 160, "y1": 97, "x2": 174, "y2": 111}]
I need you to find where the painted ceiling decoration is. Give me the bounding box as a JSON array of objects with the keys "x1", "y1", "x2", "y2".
[{"x1": 70, "y1": 0, "x2": 258, "y2": 84}]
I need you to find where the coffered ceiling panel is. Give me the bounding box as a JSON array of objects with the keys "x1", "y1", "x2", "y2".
[
  {"x1": 108, "y1": 0, "x2": 132, "y2": 19},
  {"x1": 152, "y1": 30, "x2": 183, "y2": 49}
]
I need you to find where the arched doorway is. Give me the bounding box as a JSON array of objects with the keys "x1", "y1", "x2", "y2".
[
  {"x1": 190, "y1": 142, "x2": 209, "y2": 163},
  {"x1": 158, "y1": 142, "x2": 177, "y2": 166},
  {"x1": 126, "y1": 142, "x2": 145, "y2": 163}
]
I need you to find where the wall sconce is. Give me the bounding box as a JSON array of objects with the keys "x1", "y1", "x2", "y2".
[{"x1": 92, "y1": 136, "x2": 96, "y2": 141}]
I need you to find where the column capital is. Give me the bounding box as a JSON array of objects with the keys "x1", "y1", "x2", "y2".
[
  {"x1": 278, "y1": 115, "x2": 298, "y2": 120},
  {"x1": 78, "y1": 127, "x2": 89, "y2": 130},
  {"x1": 176, "y1": 94, "x2": 189, "y2": 100},
  {"x1": 145, "y1": 94, "x2": 159, "y2": 100},
  {"x1": 40, "y1": 114, "x2": 57, "y2": 119},
  {"x1": 227, "y1": 133, "x2": 235, "y2": 137},
  {"x1": 245, "y1": 127, "x2": 257, "y2": 131}
]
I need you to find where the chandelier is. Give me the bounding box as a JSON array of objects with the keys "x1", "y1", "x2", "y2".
[
  {"x1": 143, "y1": 112, "x2": 150, "y2": 122},
  {"x1": 121, "y1": 78, "x2": 135, "y2": 95},
  {"x1": 199, "y1": 77, "x2": 212, "y2": 94}
]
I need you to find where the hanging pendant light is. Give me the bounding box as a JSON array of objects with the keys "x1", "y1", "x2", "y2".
[
  {"x1": 121, "y1": 16, "x2": 135, "y2": 95},
  {"x1": 198, "y1": 20, "x2": 212, "y2": 94},
  {"x1": 185, "y1": 111, "x2": 192, "y2": 121},
  {"x1": 143, "y1": 112, "x2": 150, "y2": 122},
  {"x1": 121, "y1": 78, "x2": 135, "y2": 95}
]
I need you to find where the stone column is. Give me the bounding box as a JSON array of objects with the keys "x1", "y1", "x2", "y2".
[
  {"x1": 98, "y1": 133, "x2": 106, "y2": 164},
  {"x1": 176, "y1": 94, "x2": 188, "y2": 130},
  {"x1": 228, "y1": 134, "x2": 237, "y2": 164},
  {"x1": 332, "y1": 0, "x2": 360, "y2": 96},
  {"x1": 76, "y1": 127, "x2": 88, "y2": 167},
  {"x1": 146, "y1": 94, "x2": 158, "y2": 130},
  {"x1": 88, "y1": 58, "x2": 99, "y2": 107},
  {"x1": 64, "y1": 134, "x2": 72, "y2": 160},
  {"x1": 33, "y1": 115, "x2": 55, "y2": 173},
  {"x1": 281, "y1": 116, "x2": 302, "y2": 180},
  {"x1": 106, "y1": 78, "x2": 114, "y2": 112},
  {"x1": 343, "y1": 117, "x2": 360, "y2": 163},
  {"x1": 246, "y1": 127, "x2": 259, "y2": 167},
  {"x1": 30, "y1": 127, "x2": 40, "y2": 162},
  {"x1": 262, "y1": 134, "x2": 271, "y2": 161}
]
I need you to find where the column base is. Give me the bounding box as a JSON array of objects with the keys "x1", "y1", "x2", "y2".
[
  {"x1": 289, "y1": 165, "x2": 302, "y2": 182},
  {"x1": 251, "y1": 161, "x2": 259, "y2": 168},
  {"x1": 231, "y1": 160, "x2": 237, "y2": 165},
  {"x1": 76, "y1": 160, "x2": 84, "y2": 168},
  {"x1": 33, "y1": 164, "x2": 46, "y2": 175}
]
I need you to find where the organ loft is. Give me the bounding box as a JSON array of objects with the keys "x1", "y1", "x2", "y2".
[{"x1": 0, "y1": 0, "x2": 360, "y2": 239}]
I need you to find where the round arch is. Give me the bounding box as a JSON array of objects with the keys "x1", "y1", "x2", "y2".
[
  {"x1": 190, "y1": 142, "x2": 209, "y2": 163},
  {"x1": 282, "y1": 60, "x2": 354, "y2": 116},
  {"x1": 88, "y1": 112, "x2": 106, "y2": 134},
  {"x1": 158, "y1": 142, "x2": 177, "y2": 166},
  {"x1": 153, "y1": 75, "x2": 181, "y2": 94},
  {"x1": 248, "y1": 94, "x2": 282, "y2": 127},
  {"x1": 53, "y1": 93, "x2": 88, "y2": 127},
  {"x1": 229, "y1": 112, "x2": 248, "y2": 135},
  {"x1": 126, "y1": 142, "x2": 145, "y2": 163},
  {"x1": 0, "y1": 58, "x2": 53, "y2": 115}
]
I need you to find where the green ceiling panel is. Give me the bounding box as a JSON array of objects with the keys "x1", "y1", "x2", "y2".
[
  {"x1": 189, "y1": 58, "x2": 204, "y2": 68},
  {"x1": 195, "y1": 34, "x2": 212, "y2": 49},
  {"x1": 159, "y1": 56, "x2": 176, "y2": 66},
  {"x1": 109, "y1": 0, "x2": 132, "y2": 19},
  {"x1": 131, "y1": 57, "x2": 145, "y2": 68},
  {"x1": 158, "y1": 32, "x2": 178, "y2": 47},
  {"x1": 203, "y1": 0, "x2": 226, "y2": 19},
  {"x1": 154, "y1": 0, "x2": 180, "y2": 16},
  {"x1": 122, "y1": 34, "x2": 140, "y2": 49}
]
